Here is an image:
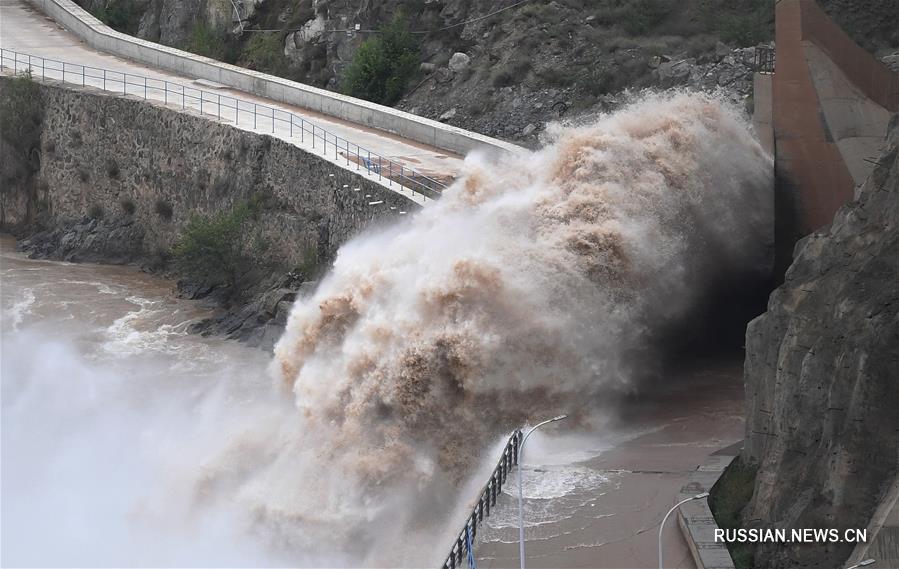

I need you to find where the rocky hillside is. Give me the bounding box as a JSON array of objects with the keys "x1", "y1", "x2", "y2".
[
  {"x1": 72, "y1": 0, "x2": 752, "y2": 144},
  {"x1": 741, "y1": 120, "x2": 899, "y2": 568},
  {"x1": 73, "y1": 0, "x2": 899, "y2": 145}
]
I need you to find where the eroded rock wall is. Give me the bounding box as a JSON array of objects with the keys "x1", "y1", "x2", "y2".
[{"x1": 742, "y1": 121, "x2": 899, "y2": 567}]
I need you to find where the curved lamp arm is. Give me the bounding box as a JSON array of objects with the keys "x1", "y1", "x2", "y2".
[
  {"x1": 658, "y1": 492, "x2": 709, "y2": 569},
  {"x1": 517, "y1": 414, "x2": 567, "y2": 569}
]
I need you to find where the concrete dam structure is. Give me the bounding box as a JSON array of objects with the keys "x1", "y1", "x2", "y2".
[{"x1": 770, "y1": 0, "x2": 899, "y2": 272}]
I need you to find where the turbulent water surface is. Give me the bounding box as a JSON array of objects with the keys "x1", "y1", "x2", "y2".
[{"x1": 2, "y1": 92, "x2": 769, "y2": 567}]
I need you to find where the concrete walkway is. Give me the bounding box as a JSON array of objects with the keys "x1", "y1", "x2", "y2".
[
  {"x1": 677, "y1": 443, "x2": 740, "y2": 569},
  {"x1": 0, "y1": 0, "x2": 465, "y2": 203},
  {"x1": 475, "y1": 361, "x2": 746, "y2": 569}
]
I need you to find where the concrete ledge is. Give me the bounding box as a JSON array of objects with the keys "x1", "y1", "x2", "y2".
[
  {"x1": 676, "y1": 442, "x2": 741, "y2": 569},
  {"x1": 24, "y1": 0, "x2": 522, "y2": 158}
]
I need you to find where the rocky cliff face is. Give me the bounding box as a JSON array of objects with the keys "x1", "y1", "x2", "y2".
[
  {"x1": 75, "y1": 0, "x2": 898, "y2": 146},
  {"x1": 742, "y1": 121, "x2": 899, "y2": 568},
  {"x1": 77, "y1": 0, "x2": 770, "y2": 145}
]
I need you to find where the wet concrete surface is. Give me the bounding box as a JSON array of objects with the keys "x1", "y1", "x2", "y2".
[{"x1": 474, "y1": 362, "x2": 745, "y2": 569}]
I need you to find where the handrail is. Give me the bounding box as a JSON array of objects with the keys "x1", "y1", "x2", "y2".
[
  {"x1": 753, "y1": 46, "x2": 775, "y2": 74},
  {"x1": 0, "y1": 48, "x2": 447, "y2": 200},
  {"x1": 442, "y1": 430, "x2": 523, "y2": 569}
]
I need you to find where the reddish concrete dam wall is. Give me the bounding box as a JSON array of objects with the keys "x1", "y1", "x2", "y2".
[{"x1": 772, "y1": 0, "x2": 899, "y2": 273}]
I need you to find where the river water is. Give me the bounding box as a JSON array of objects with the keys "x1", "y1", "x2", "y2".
[
  {"x1": 1, "y1": 89, "x2": 766, "y2": 567},
  {"x1": 1, "y1": 235, "x2": 743, "y2": 568},
  {"x1": 0, "y1": 235, "x2": 298, "y2": 567}
]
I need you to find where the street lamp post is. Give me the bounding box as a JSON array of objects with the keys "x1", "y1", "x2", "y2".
[
  {"x1": 517, "y1": 414, "x2": 568, "y2": 569},
  {"x1": 658, "y1": 492, "x2": 710, "y2": 569},
  {"x1": 846, "y1": 559, "x2": 876, "y2": 569}
]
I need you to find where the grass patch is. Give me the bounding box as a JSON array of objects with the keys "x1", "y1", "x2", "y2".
[
  {"x1": 709, "y1": 456, "x2": 758, "y2": 569},
  {"x1": 341, "y1": 14, "x2": 420, "y2": 106}
]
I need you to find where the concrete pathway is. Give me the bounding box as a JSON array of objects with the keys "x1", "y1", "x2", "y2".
[
  {"x1": 474, "y1": 360, "x2": 746, "y2": 568},
  {"x1": 0, "y1": 0, "x2": 465, "y2": 203}
]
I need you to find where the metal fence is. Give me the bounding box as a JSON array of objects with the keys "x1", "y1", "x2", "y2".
[
  {"x1": 442, "y1": 430, "x2": 523, "y2": 569},
  {"x1": 753, "y1": 46, "x2": 775, "y2": 74},
  {"x1": 0, "y1": 48, "x2": 447, "y2": 199}
]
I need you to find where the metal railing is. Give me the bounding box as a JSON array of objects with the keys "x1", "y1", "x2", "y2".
[
  {"x1": 442, "y1": 430, "x2": 523, "y2": 569},
  {"x1": 753, "y1": 46, "x2": 775, "y2": 74},
  {"x1": 0, "y1": 48, "x2": 447, "y2": 199}
]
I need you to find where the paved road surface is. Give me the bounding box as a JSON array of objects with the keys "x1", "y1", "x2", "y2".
[
  {"x1": 473, "y1": 360, "x2": 745, "y2": 568},
  {"x1": 0, "y1": 0, "x2": 465, "y2": 203}
]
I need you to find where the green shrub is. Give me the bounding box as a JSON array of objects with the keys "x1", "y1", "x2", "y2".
[
  {"x1": 710, "y1": 456, "x2": 758, "y2": 569},
  {"x1": 538, "y1": 66, "x2": 579, "y2": 88},
  {"x1": 0, "y1": 71, "x2": 43, "y2": 162},
  {"x1": 341, "y1": 15, "x2": 420, "y2": 106},
  {"x1": 91, "y1": 0, "x2": 140, "y2": 34},
  {"x1": 242, "y1": 32, "x2": 292, "y2": 76},
  {"x1": 172, "y1": 199, "x2": 261, "y2": 287},
  {"x1": 297, "y1": 246, "x2": 321, "y2": 280},
  {"x1": 120, "y1": 198, "x2": 136, "y2": 215},
  {"x1": 695, "y1": 0, "x2": 774, "y2": 47},
  {"x1": 106, "y1": 159, "x2": 120, "y2": 179},
  {"x1": 155, "y1": 199, "x2": 173, "y2": 221},
  {"x1": 492, "y1": 57, "x2": 532, "y2": 87},
  {"x1": 620, "y1": 0, "x2": 674, "y2": 35},
  {"x1": 189, "y1": 22, "x2": 227, "y2": 60}
]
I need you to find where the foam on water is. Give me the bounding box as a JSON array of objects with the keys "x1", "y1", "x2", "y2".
[{"x1": 7, "y1": 287, "x2": 36, "y2": 330}]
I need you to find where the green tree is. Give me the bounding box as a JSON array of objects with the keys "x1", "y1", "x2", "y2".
[
  {"x1": 172, "y1": 201, "x2": 255, "y2": 287},
  {"x1": 0, "y1": 71, "x2": 43, "y2": 160},
  {"x1": 341, "y1": 15, "x2": 420, "y2": 106}
]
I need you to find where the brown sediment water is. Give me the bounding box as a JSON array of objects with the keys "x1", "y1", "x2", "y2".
[
  {"x1": 271, "y1": 91, "x2": 769, "y2": 562},
  {"x1": 1, "y1": 91, "x2": 769, "y2": 567}
]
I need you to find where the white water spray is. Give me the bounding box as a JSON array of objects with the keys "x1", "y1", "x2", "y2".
[
  {"x1": 265, "y1": 92, "x2": 771, "y2": 561},
  {"x1": 1, "y1": 92, "x2": 771, "y2": 567}
]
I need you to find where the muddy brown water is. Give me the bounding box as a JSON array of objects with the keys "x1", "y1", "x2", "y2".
[{"x1": 1, "y1": 235, "x2": 743, "y2": 568}]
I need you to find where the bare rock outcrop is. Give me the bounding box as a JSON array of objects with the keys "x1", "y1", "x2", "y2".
[{"x1": 741, "y1": 121, "x2": 899, "y2": 567}]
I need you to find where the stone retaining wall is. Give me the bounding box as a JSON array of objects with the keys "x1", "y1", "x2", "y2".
[{"x1": 0, "y1": 75, "x2": 419, "y2": 270}]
